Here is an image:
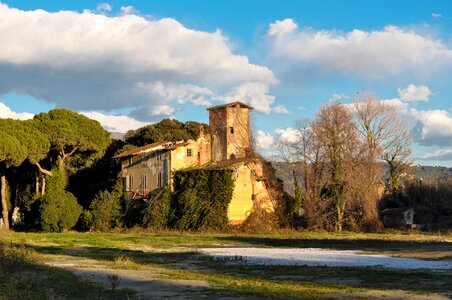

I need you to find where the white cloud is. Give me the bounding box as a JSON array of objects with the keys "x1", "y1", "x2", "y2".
[
  {"x1": 120, "y1": 5, "x2": 137, "y2": 15},
  {"x1": 96, "y1": 3, "x2": 112, "y2": 14},
  {"x1": 223, "y1": 82, "x2": 281, "y2": 114},
  {"x1": 255, "y1": 130, "x2": 274, "y2": 149},
  {"x1": 268, "y1": 18, "x2": 298, "y2": 36},
  {"x1": 150, "y1": 105, "x2": 176, "y2": 116},
  {"x1": 0, "y1": 102, "x2": 34, "y2": 120},
  {"x1": 398, "y1": 84, "x2": 432, "y2": 102},
  {"x1": 411, "y1": 108, "x2": 452, "y2": 146},
  {"x1": 380, "y1": 98, "x2": 408, "y2": 110},
  {"x1": 0, "y1": 4, "x2": 277, "y2": 121},
  {"x1": 273, "y1": 105, "x2": 290, "y2": 114},
  {"x1": 327, "y1": 94, "x2": 348, "y2": 102},
  {"x1": 81, "y1": 111, "x2": 148, "y2": 132},
  {"x1": 275, "y1": 127, "x2": 301, "y2": 143},
  {"x1": 432, "y1": 13, "x2": 442, "y2": 18},
  {"x1": 419, "y1": 149, "x2": 452, "y2": 161},
  {"x1": 268, "y1": 23, "x2": 452, "y2": 78}
]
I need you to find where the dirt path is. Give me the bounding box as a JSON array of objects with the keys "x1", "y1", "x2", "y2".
[{"x1": 43, "y1": 247, "x2": 451, "y2": 300}]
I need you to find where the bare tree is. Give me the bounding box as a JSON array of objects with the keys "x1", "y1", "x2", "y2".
[
  {"x1": 354, "y1": 93, "x2": 411, "y2": 195},
  {"x1": 312, "y1": 102, "x2": 361, "y2": 232}
]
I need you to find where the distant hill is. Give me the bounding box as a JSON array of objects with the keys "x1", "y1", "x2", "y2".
[
  {"x1": 271, "y1": 161, "x2": 452, "y2": 196},
  {"x1": 110, "y1": 132, "x2": 125, "y2": 141}
]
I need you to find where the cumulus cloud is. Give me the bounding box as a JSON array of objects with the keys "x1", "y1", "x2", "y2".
[
  {"x1": 255, "y1": 130, "x2": 274, "y2": 149},
  {"x1": 0, "y1": 102, "x2": 34, "y2": 120},
  {"x1": 380, "y1": 98, "x2": 408, "y2": 110},
  {"x1": 268, "y1": 23, "x2": 452, "y2": 78},
  {"x1": 419, "y1": 149, "x2": 452, "y2": 161},
  {"x1": 432, "y1": 13, "x2": 442, "y2": 18},
  {"x1": 0, "y1": 4, "x2": 278, "y2": 121},
  {"x1": 273, "y1": 105, "x2": 290, "y2": 114},
  {"x1": 81, "y1": 111, "x2": 148, "y2": 132},
  {"x1": 268, "y1": 18, "x2": 298, "y2": 36},
  {"x1": 96, "y1": 3, "x2": 112, "y2": 14},
  {"x1": 275, "y1": 127, "x2": 301, "y2": 143},
  {"x1": 411, "y1": 108, "x2": 452, "y2": 146},
  {"x1": 223, "y1": 82, "x2": 284, "y2": 114},
  {"x1": 398, "y1": 84, "x2": 432, "y2": 102},
  {"x1": 120, "y1": 5, "x2": 138, "y2": 15}
]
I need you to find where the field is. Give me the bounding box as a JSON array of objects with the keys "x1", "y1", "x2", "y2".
[{"x1": 1, "y1": 230, "x2": 451, "y2": 299}]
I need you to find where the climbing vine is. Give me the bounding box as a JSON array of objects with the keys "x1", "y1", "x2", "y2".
[{"x1": 171, "y1": 168, "x2": 234, "y2": 230}]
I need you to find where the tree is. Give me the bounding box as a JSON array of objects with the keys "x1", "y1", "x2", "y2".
[
  {"x1": 353, "y1": 93, "x2": 412, "y2": 227},
  {"x1": 33, "y1": 109, "x2": 111, "y2": 175},
  {"x1": 0, "y1": 128, "x2": 28, "y2": 230},
  {"x1": 312, "y1": 102, "x2": 361, "y2": 232},
  {"x1": 125, "y1": 119, "x2": 209, "y2": 146}
]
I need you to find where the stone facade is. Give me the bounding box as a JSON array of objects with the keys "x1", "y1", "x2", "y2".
[{"x1": 116, "y1": 101, "x2": 280, "y2": 224}]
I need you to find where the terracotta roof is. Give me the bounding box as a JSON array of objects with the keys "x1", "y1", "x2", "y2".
[
  {"x1": 113, "y1": 140, "x2": 192, "y2": 158},
  {"x1": 207, "y1": 101, "x2": 254, "y2": 111}
]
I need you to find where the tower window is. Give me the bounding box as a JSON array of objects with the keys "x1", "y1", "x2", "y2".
[
  {"x1": 187, "y1": 149, "x2": 193, "y2": 157},
  {"x1": 230, "y1": 127, "x2": 234, "y2": 134}
]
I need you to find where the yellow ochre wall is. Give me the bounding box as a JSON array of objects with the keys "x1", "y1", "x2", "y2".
[{"x1": 227, "y1": 161, "x2": 274, "y2": 224}]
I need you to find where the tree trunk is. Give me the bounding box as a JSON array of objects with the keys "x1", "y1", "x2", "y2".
[
  {"x1": 1, "y1": 174, "x2": 10, "y2": 231},
  {"x1": 36, "y1": 176, "x2": 40, "y2": 196},
  {"x1": 41, "y1": 176, "x2": 46, "y2": 196}
]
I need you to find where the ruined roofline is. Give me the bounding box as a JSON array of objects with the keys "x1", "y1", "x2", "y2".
[
  {"x1": 113, "y1": 140, "x2": 191, "y2": 159},
  {"x1": 207, "y1": 101, "x2": 254, "y2": 111}
]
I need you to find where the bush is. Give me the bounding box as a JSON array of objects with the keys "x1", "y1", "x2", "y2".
[
  {"x1": 142, "y1": 187, "x2": 172, "y2": 229},
  {"x1": 85, "y1": 190, "x2": 123, "y2": 231},
  {"x1": 37, "y1": 190, "x2": 82, "y2": 232},
  {"x1": 34, "y1": 168, "x2": 82, "y2": 232}
]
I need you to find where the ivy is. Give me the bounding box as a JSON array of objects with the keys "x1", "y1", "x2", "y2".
[{"x1": 171, "y1": 168, "x2": 234, "y2": 231}]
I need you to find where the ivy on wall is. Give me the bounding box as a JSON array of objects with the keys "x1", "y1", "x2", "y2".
[{"x1": 171, "y1": 168, "x2": 234, "y2": 230}]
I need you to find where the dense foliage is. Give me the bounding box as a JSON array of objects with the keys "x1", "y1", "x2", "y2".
[
  {"x1": 142, "y1": 187, "x2": 172, "y2": 229},
  {"x1": 35, "y1": 168, "x2": 82, "y2": 232},
  {"x1": 82, "y1": 189, "x2": 123, "y2": 231},
  {"x1": 171, "y1": 168, "x2": 234, "y2": 230},
  {"x1": 125, "y1": 119, "x2": 209, "y2": 146}
]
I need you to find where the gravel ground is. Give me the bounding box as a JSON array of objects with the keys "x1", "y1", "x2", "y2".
[{"x1": 199, "y1": 247, "x2": 452, "y2": 270}]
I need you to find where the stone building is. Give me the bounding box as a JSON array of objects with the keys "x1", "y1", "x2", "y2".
[{"x1": 115, "y1": 101, "x2": 282, "y2": 224}]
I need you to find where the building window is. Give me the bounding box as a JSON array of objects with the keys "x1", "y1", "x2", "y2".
[
  {"x1": 187, "y1": 148, "x2": 193, "y2": 157},
  {"x1": 157, "y1": 153, "x2": 162, "y2": 161},
  {"x1": 141, "y1": 174, "x2": 147, "y2": 195},
  {"x1": 158, "y1": 172, "x2": 162, "y2": 188},
  {"x1": 123, "y1": 175, "x2": 133, "y2": 192},
  {"x1": 127, "y1": 157, "x2": 133, "y2": 165},
  {"x1": 230, "y1": 127, "x2": 234, "y2": 134}
]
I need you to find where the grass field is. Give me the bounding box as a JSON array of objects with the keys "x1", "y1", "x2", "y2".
[{"x1": 1, "y1": 230, "x2": 451, "y2": 299}]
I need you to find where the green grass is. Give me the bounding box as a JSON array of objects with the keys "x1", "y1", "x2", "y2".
[{"x1": 1, "y1": 229, "x2": 451, "y2": 299}]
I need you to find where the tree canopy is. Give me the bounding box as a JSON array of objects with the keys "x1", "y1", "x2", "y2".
[
  {"x1": 33, "y1": 109, "x2": 111, "y2": 170},
  {"x1": 125, "y1": 118, "x2": 209, "y2": 146}
]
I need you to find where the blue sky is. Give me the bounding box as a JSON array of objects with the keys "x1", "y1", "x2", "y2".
[{"x1": 1, "y1": 1, "x2": 452, "y2": 166}]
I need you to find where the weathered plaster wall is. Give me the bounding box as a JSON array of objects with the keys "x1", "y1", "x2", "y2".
[
  {"x1": 226, "y1": 106, "x2": 251, "y2": 160},
  {"x1": 227, "y1": 160, "x2": 275, "y2": 224},
  {"x1": 121, "y1": 150, "x2": 170, "y2": 199},
  {"x1": 228, "y1": 163, "x2": 254, "y2": 224},
  {"x1": 209, "y1": 108, "x2": 227, "y2": 162},
  {"x1": 209, "y1": 105, "x2": 251, "y2": 162}
]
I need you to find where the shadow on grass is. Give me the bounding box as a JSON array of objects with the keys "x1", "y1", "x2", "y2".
[
  {"x1": 216, "y1": 236, "x2": 452, "y2": 252},
  {"x1": 21, "y1": 242, "x2": 452, "y2": 299}
]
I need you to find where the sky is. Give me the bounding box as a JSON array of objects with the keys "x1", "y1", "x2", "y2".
[{"x1": 0, "y1": 1, "x2": 452, "y2": 166}]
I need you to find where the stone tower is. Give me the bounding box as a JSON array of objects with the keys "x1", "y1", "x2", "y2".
[{"x1": 208, "y1": 101, "x2": 253, "y2": 162}]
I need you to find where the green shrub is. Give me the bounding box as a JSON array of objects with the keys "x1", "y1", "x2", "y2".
[
  {"x1": 142, "y1": 187, "x2": 172, "y2": 229},
  {"x1": 37, "y1": 190, "x2": 82, "y2": 232},
  {"x1": 35, "y1": 168, "x2": 82, "y2": 232},
  {"x1": 85, "y1": 190, "x2": 123, "y2": 231},
  {"x1": 171, "y1": 168, "x2": 234, "y2": 230}
]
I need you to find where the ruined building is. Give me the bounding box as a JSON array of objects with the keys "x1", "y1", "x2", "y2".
[{"x1": 115, "y1": 101, "x2": 283, "y2": 224}]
